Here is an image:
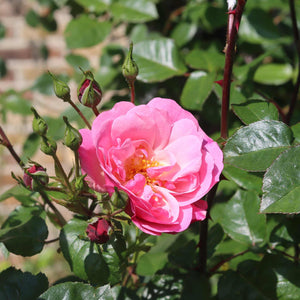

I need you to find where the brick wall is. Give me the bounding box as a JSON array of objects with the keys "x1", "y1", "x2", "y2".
[{"x1": 0, "y1": 0, "x2": 127, "y2": 196}]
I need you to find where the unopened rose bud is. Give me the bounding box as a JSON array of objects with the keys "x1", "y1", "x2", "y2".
[
  {"x1": 31, "y1": 107, "x2": 48, "y2": 136},
  {"x1": 122, "y1": 42, "x2": 139, "y2": 84},
  {"x1": 63, "y1": 116, "x2": 82, "y2": 151},
  {"x1": 40, "y1": 136, "x2": 57, "y2": 156},
  {"x1": 49, "y1": 71, "x2": 71, "y2": 102},
  {"x1": 77, "y1": 69, "x2": 102, "y2": 108},
  {"x1": 23, "y1": 165, "x2": 48, "y2": 190},
  {"x1": 86, "y1": 218, "x2": 111, "y2": 244}
]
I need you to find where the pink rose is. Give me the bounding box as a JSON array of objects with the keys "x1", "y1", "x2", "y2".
[{"x1": 78, "y1": 98, "x2": 223, "y2": 235}]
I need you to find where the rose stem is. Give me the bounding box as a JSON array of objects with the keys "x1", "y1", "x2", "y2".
[
  {"x1": 208, "y1": 249, "x2": 249, "y2": 274},
  {"x1": 0, "y1": 126, "x2": 24, "y2": 168},
  {"x1": 74, "y1": 150, "x2": 80, "y2": 178},
  {"x1": 220, "y1": 0, "x2": 247, "y2": 140},
  {"x1": 67, "y1": 99, "x2": 92, "y2": 129},
  {"x1": 92, "y1": 106, "x2": 99, "y2": 117},
  {"x1": 286, "y1": 0, "x2": 300, "y2": 125},
  {"x1": 52, "y1": 152, "x2": 73, "y2": 192},
  {"x1": 198, "y1": 184, "x2": 218, "y2": 274},
  {"x1": 39, "y1": 190, "x2": 67, "y2": 227},
  {"x1": 130, "y1": 81, "x2": 135, "y2": 104},
  {"x1": 44, "y1": 237, "x2": 60, "y2": 244}
]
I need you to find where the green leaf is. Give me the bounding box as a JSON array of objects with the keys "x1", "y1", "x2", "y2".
[
  {"x1": 38, "y1": 282, "x2": 113, "y2": 300},
  {"x1": 211, "y1": 190, "x2": 266, "y2": 246},
  {"x1": 136, "y1": 234, "x2": 178, "y2": 276},
  {"x1": 254, "y1": 63, "x2": 293, "y2": 85},
  {"x1": 0, "y1": 185, "x2": 38, "y2": 205},
  {"x1": 75, "y1": 0, "x2": 111, "y2": 13},
  {"x1": 222, "y1": 164, "x2": 263, "y2": 194},
  {"x1": 0, "y1": 22, "x2": 6, "y2": 39},
  {"x1": 0, "y1": 90, "x2": 31, "y2": 116},
  {"x1": 133, "y1": 38, "x2": 187, "y2": 82},
  {"x1": 224, "y1": 120, "x2": 293, "y2": 172},
  {"x1": 239, "y1": 9, "x2": 290, "y2": 45},
  {"x1": 21, "y1": 133, "x2": 41, "y2": 163},
  {"x1": 180, "y1": 71, "x2": 215, "y2": 111},
  {"x1": 64, "y1": 16, "x2": 112, "y2": 49},
  {"x1": 65, "y1": 54, "x2": 91, "y2": 71},
  {"x1": 261, "y1": 146, "x2": 300, "y2": 214},
  {"x1": 170, "y1": 22, "x2": 197, "y2": 47},
  {"x1": 0, "y1": 267, "x2": 48, "y2": 300},
  {"x1": 110, "y1": 0, "x2": 158, "y2": 23},
  {"x1": 232, "y1": 99, "x2": 279, "y2": 125},
  {"x1": 59, "y1": 218, "x2": 110, "y2": 286},
  {"x1": 291, "y1": 123, "x2": 300, "y2": 144},
  {"x1": 185, "y1": 48, "x2": 224, "y2": 72},
  {"x1": 0, "y1": 205, "x2": 48, "y2": 256}
]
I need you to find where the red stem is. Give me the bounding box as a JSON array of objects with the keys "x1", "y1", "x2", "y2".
[
  {"x1": 286, "y1": 0, "x2": 300, "y2": 125},
  {"x1": 0, "y1": 126, "x2": 24, "y2": 168},
  {"x1": 221, "y1": 0, "x2": 247, "y2": 140}
]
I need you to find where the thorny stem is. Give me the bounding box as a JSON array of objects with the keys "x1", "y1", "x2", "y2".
[
  {"x1": 92, "y1": 106, "x2": 100, "y2": 117},
  {"x1": 208, "y1": 249, "x2": 249, "y2": 274},
  {"x1": 0, "y1": 126, "x2": 24, "y2": 168},
  {"x1": 221, "y1": 0, "x2": 246, "y2": 140},
  {"x1": 39, "y1": 190, "x2": 67, "y2": 227},
  {"x1": 52, "y1": 152, "x2": 73, "y2": 192},
  {"x1": 67, "y1": 99, "x2": 92, "y2": 129},
  {"x1": 286, "y1": 0, "x2": 300, "y2": 125},
  {"x1": 198, "y1": 184, "x2": 218, "y2": 274}
]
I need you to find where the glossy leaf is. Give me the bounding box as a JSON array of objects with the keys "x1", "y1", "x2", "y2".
[
  {"x1": 224, "y1": 120, "x2": 293, "y2": 172},
  {"x1": 239, "y1": 9, "x2": 289, "y2": 45},
  {"x1": 224, "y1": 255, "x2": 300, "y2": 300},
  {"x1": 64, "y1": 16, "x2": 111, "y2": 49},
  {"x1": 232, "y1": 99, "x2": 278, "y2": 125},
  {"x1": 0, "y1": 267, "x2": 48, "y2": 300},
  {"x1": 180, "y1": 71, "x2": 215, "y2": 111},
  {"x1": 0, "y1": 205, "x2": 48, "y2": 256},
  {"x1": 185, "y1": 48, "x2": 224, "y2": 72},
  {"x1": 254, "y1": 63, "x2": 293, "y2": 85},
  {"x1": 65, "y1": 54, "x2": 91, "y2": 71},
  {"x1": 222, "y1": 164, "x2": 263, "y2": 194},
  {"x1": 211, "y1": 190, "x2": 266, "y2": 246},
  {"x1": 261, "y1": 145, "x2": 300, "y2": 213},
  {"x1": 136, "y1": 234, "x2": 177, "y2": 276},
  {"x1": 59, "y1": 218, "x2": 110, "y2": 286},
  {"x1": 110, "y1": 0, "x2": 158, "y2": 23},
  {"x1": 170, "y1": 22, "x2": 197, "y2": 47},
  {"x1": 38, "y1": 282, "x2": 113, "y2": 300},
  {"x1": 133, "y1": 38, "x2": 187, "y2": 82}
]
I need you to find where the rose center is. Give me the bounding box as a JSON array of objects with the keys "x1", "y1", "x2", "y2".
[{"x1": 125, "y1": 155, "x2": 159, "y2": 185}]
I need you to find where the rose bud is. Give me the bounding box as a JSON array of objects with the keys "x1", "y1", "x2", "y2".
[
  {"x1": 31, "y1": 107, "x2": 48, "y2": 136},
  {"x1": 48, "y1": 71, "x2": 71, "y2": 102},
  {"x1": 40, "y1": 136, "x2": 57, "y2": 156},
  {"x1": 86, "y1": 218, "x2": 111, "y2": 244},
  {"x1": 63, "y1": 116, "x2": 82, "y2": 151},
  {"x1": 77, "y1": 70, "x2": 102, "y2": 108},
  {"x1": 23, "y1": 165, "x2": 48, "y2": 190},
  {"x1": 122, "y1": 42, "x2": 139, "y2": 84}
]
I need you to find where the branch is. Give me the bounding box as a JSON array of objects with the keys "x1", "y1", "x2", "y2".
[{"x1": 221, "y1": 0, "x2": 247, "y2": 140}]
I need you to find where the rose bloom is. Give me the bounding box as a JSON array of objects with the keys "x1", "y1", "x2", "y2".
[{"x1": 78, "y1": 98, "x2": 223, "y2": 235}]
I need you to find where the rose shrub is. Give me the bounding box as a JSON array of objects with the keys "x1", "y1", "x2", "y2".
[{"x1": 78, "y1": 98, "x2": 223, "y2": 235}]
